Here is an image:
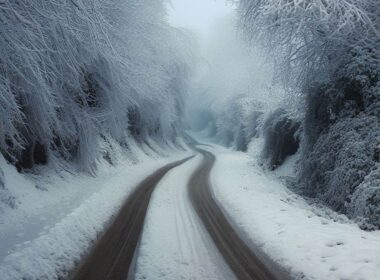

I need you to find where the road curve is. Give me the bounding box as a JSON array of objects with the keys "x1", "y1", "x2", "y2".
[
  {"x1": 71, "y1": 156, "x2": 193, "y2": 280},
  {"x1": 188, "y1": 148, "x2": 288, "y2": 280}
]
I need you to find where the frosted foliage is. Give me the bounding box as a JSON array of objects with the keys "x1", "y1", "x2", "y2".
[
  {"x1": 214, "y1": 95, "x2": 268, "y2": 151},
  {"x1": 349, "y1": 167, "x2": 380, "y2": 229},
  {"x1": 301, "y1": 115, "x2": 377, "y2": 199},
  {"x1": 261, "y1": 109, "x2": 300, "y2": 170},
  {"x1": 295, "y1": 43, "x2": 380, "y2": 225},
  {"x1": 0, "y1": 0, "x2": 193, "y2": 172},
  {"x1": 300, "y1": 114, "x2": 380, "y2": 226},
  {"x1": 236, "y1": 0, "x2": 380, "y2": 228},
  {"x1": 237, "y1": 0, "x2": 380, "y2": 88}
]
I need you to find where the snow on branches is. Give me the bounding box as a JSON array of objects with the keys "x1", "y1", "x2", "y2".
[
  {"x1": 235, "y1": 0, "x2": 380, "y2": 228},
  {"x1": 0, "y1": 0, "x2": 193, "y2": 172},
  {"x1": 237, "y1": 0, "x2": 379, "y2": 87}
]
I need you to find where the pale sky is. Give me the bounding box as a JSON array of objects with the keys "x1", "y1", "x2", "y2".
[{"x1": 167, "y1": 0, "x2": 234, "y2": 38}]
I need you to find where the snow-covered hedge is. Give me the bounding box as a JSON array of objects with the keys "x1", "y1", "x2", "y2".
[
  {"x1": 236, "y1": 0, "x2": 380, "y2": 228},
  {"x1": 261, "y1": 109, "x2": 300, "y2": 170},
  {"x1": 0, "y1": 0, "x2": 193, "y2": 172},
  {"x1": 237, "y1": 0, "x2": 379, "y2": 89},
  {"x1": 299, "y1": 51, "x2": 380, "y2": 228},
  {"x1": 213, "y1": 96, "x2": 268, "y2": 151}
]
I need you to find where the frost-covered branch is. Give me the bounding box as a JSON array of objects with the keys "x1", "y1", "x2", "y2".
[
  {"x1": 236, "y1": 0, "x2": 379, "y2": 87},
  {"x1": 0, "y1": 0, "x2": 194, "y2": 172}
]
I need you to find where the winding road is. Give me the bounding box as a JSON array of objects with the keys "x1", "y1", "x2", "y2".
[
  {"x1": 71, "y1": 157, "x2": 193, "y2": 280},
  {"x1": 71, "y1": 147, "x2": 288, "y2": 280},
  {"x1": 189, "y1": 148, "x2": 288, "y2": 280}
]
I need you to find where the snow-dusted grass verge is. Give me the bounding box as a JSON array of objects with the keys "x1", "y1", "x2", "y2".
[
  {"x1": 207, "y1": 145, "x2": 380, "y2": 280},
  {"x1": 0, "y1": 139, "x2": 192, "y2": 280},
  {"x1": 135, "y1": 155, "x2": 235, "y2": 280}
]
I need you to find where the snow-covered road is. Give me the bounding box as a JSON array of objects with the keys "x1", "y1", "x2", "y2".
[
  {"x1": 2, "y1": 141, "x2": 380, "y2": 280},
  {"x1": 70, "y1": 145, "x2": 291, "y2": 280},
  {"x1": 0, "y1": 141, "x2": 194, "y2": 280},
  {"x1": 75, "y1": 147, "x2": 288, "y2": 280},
  {"x1": 207, "y1": 144, "x2": 380, "y2": 280},
  {"x1": 188, "y1": 148, "x2": 288, "y2": 280},
  {"x1": 72, "y1": 156, "x2": 193, "y2": 280},
  {"x1": 135, "y1": 154, "x2": 235, "y2": 280}
]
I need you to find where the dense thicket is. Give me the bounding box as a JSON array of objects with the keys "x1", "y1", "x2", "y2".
[
  {"x1": 235, "y1": 0, "x2": 380, "y2": 228},
  {"x1": 261, "y1": 109, "x2": 300, "y2": 170},
  {"x1": 215, "y1": 96, "x2": 264, "y2": 150},
  {"x1": 0, "y1": 0, "x2": 193, "y2": 172},
  {"x1": 237, "y1": 0, "x2": 379, "y2": 88}
]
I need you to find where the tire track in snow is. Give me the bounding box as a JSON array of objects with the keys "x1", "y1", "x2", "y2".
[
  {"x1": 189, "y1": 148, "x2": 288, "y2": 280},
  {"x1": 134, "y1": 155, "x2": 235, "y2": 280},
  {"x1": 71, "y1": 156, "x2": 193, "y2": 280}
]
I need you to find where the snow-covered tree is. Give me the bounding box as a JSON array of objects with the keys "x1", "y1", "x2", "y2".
[
  {"x1": 236, "y1": 0, "x2": 380, "y2": 228},
  {"x1": 0, "y1": 0, "x2": 194, "y2": 172},
  {"x1": 237, "y1": 0, "x2": 379, "y2": 88}
]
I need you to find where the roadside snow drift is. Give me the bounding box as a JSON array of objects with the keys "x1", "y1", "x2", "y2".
[
  {"x1": 0, "y1": 142, "x2": 192, "y2": 280},
  {"x1": 208, "y1": 145, "x2": 380, "y2": 280}
]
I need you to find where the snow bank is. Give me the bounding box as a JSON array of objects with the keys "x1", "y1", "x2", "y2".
[
  {"x1": 208, "y1": 145, "x2": 380, "y2": 280},
  {"x1": 0, "y1": 141, "x2": 192, "y2": 280}
]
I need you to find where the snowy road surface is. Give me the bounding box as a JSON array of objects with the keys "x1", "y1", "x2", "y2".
[
  {"x1": 72, "y1": 156, "x2": 193, "y2": 280},
  {"x1": 0, "y1": 141, "x2": 194, "y2": 280},
  {"x1": 2, "y1": 141, "x2": 378, "y2": 280},
  {"x1": 71, "y1": 147, "x2": 286, "y2": 280},
  {"x1": 208, "y1": 143, "x2": 380, "y2": 280},
  {"x1": 134, "y1": 154, "x2": 235, "y2": 280},
  {"x1": 188, "y1": 148, "x2": 288, "y2": 280}
]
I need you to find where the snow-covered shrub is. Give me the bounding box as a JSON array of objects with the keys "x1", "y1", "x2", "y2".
[
  {"x1": 214, "y1": 95, "x2": 268, "y2": 151},
  {"x1": 300, "y1": 114, "x2": 379, "y2": 205},
  {"x1": 0, "y1": 158, "x2": 18, "y2": 211},
  {"x1": 215, "y1": 97, "x2": 244, "y2": 147},
  {"x1": 236, "y1": 0, "x2": 380, "y2": 227},
  {"x1": 0, "y1": 0, "x2": 193, "y2": 172},
  {"x1": 261, "y1": 109, "x2": 300, "y2": 170},
  {"x1": 301, "y1": 57, "x2": 380, "y2": 228},
  {"x1": 298, "y1": 53, "x2": 380, "y2": 225},
  {"x1": 349, "y1": 166, "x2": 380, "y2": 230},
  {"x1": 190, "y1": 1, "x2": 380, "y2": 226},
  {"x1": 244, "y1": 110, "x2": 265, "y2": 140},
  {"x1": 0, "y1": 166, "x2": 4, "y2": 191}
]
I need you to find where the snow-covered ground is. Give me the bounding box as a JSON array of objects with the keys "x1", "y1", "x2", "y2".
[
  {"x1": 135, "y1": 155, "x2": 235, "y2": 280},
  {"x1": 2, "y1": 130, "x2": 379, "y2": 280},
  {"x1": 0, "y1": 138, "x2": 192, "y2": 280},
  {"x1": 206, "y1": 143, "x2": 380, "y2": 280}
]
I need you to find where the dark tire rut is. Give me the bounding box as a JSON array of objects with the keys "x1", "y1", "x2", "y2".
[
  {"x1": 188, "y1": 148, "x2": 290, "y2": 280},
  {"x1": 71, "y1": 156, "x2": 192, "y2": 280}
]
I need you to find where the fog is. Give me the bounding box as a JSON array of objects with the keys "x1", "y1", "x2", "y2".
[
  {"x1": 168, "y1": 0, "x2": 286, "y2": 136},
  {"x1": 168, "y1": 0, "x2": 233, "y2": 39},
  {"x1": 1, "y1": 2, "x2": 380, "y2": 279},
  {"x1": 168, "y1": 0, "x2": 380, "y2": 230}
]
